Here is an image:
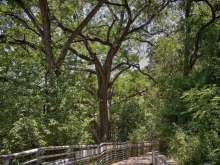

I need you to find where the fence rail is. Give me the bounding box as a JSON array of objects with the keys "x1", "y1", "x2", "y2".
[{"x1": 0, "y1": 142, "x2": 152, "y2": 165}]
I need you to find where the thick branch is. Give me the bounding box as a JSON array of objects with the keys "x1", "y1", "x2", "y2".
[
  {"x1": 39, "y1": 0, "x2": 55, "y2": 73},
  {"x1": 104, "y1": 17, "x2": 132, "y2": 72},
  {"x1": 83, "y1": 39, "x2": 105, "y2": 80},
  {"x1": 56, "y1": 0, "x2": 105, "y2": 70}
]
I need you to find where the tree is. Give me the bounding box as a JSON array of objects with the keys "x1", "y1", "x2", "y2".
[
  {"x1": 1, "y1": 0, "x2": 169, "y2": 142},
  {"x1": 0, "y1": 0, "x2": 105, "y2": 112},
  {"x1": 65, "y1": 0, "x2": 170, "y2": 141},
  {"x1": 182, "y1": 0, "x2": 220, "y2": 75}
]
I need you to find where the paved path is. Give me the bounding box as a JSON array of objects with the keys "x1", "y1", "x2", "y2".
[{"x1": 112, "y1": 155, "x2": 152, "y2": 165}]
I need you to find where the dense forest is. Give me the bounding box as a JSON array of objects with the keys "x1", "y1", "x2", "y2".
[{"x1": 0, "y1": 0, "x2": 220, "y2": 164}]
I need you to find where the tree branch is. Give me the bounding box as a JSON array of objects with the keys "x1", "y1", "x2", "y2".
[
  {"x1": 191, "y1": 0, "x2": 220, "y2": 67},
  {"x1": 130, "y1": 63, "x2": 157, "y2": 84},
  {"x1": 39, "y1": 0, "x2": 55, "y2": 73},
  {"x1": 56, "y1": 0, "x2": 105, "y2": 70},
  {"x1": 107, "y1": 19, "x2": 116, "y2": 42},
  {"x1": 83, "y1": 39, "x2": 105, "y2": 79},
  {"x1": 3, "y1": 12, "x2": 40, "y2": 36},
  {"x1": 129, "y1": 1, "x2": 169, "y2": 34},
  {"x1": 80, "y1": 33, "x2": 113, "y2": 46},
  {"x1": 110, "y1": 65, "x2": 131, "y2": 85},
  {"x1": 105, "y1": 1, "x2": 125, "y2": 7},
  {"x1": 68, "y1": 47, "x2": 93, "y2": 62},
  {"x1": 112, "y1": 87, "x2": 149, "y2": 105},
  {"x1": 0, "y1": 35, "x2": 43, "y2": 52},
  {"x1": 124, "y1": 0, "x2": 133, "y2": 22},
  {"x1": 112, "y1": 62, "x2": 128, "y2": 71},
  {"x1": 15, "y1": 0, "x2": 43, "y2": 35}
]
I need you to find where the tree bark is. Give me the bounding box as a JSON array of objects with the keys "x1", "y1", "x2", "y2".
[
  {"x1": 39, "y1": 0, "x2": 57, "y2": 112},
  {"x1": 97, "y1": 76, "x2": 111, "y2": 142},
  {"x1": 183, "y1": 0, "x2": 192, "y2": 76}
]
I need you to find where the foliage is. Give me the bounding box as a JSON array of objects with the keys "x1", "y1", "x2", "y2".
[
  {"x1": 2, "y1": 117, "x2": 47, "y2": 153},
  {"x1": 0, "y1": 1, "x2": 220, "y2": 164}
]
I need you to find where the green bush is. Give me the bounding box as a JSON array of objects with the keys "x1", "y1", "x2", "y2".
[
  {"x1": 168, "y1": 85, "x2": 220, "y2": 164},
  {"x1": 2, "y1": 117, "x2": 47, "y2": 153}
]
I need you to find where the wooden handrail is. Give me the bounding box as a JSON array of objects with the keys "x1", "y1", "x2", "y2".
[{"x1": 0, "y1": 142, "x2": 152, "y2": 165}]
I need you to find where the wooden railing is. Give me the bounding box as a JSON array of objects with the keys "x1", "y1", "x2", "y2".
[
  {"x1": 152, "y1": 151, "x2": 177, "y2": 165},
  {"x1": 0, "y1": 142, "x2": 152, "y2": 165}
]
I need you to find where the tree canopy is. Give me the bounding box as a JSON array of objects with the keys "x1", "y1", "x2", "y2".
[{"x1": 0, "y1": 0, "x2": 220, "y2": 164}]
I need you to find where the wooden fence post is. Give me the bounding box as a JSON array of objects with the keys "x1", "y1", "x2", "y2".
[
  {"x1": 152, "y1": 151, "x2": 159, "y2": 165},
  {"x1": 97, "y1": 144, "x2": 101, "y2": 165},
  {"x1": 36, "y1": 148, "x2": 43, "y2": 165},
  {"x1": 125, "y1": 142, "x2": 128, "y2": 159},
  {"x1": 152, "y1": 151, "x2": 155, "y2": 165}
]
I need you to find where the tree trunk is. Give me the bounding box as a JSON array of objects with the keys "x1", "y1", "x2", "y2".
[
  {"x1": 44, "y1": 70, "x2": 57, "y2": 113},
  {"x1": 98, "y1": 77, "x2": 111, "y2": 142},
  {"x1": 183, "y1": 0, "x2": 192, "y2": 76}
]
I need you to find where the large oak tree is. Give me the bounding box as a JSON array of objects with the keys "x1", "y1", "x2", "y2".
[{"x1": 1, "y1": 0, "x2": 170, "y2": 142}]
